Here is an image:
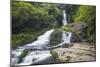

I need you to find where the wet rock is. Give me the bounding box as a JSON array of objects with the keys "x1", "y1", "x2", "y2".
[
  {"x1": 70, "y1": 33, "x2": 80, "y2": 42},
  {"x1": 70, "y1": 32, "x2": 87, "y2": 43}
]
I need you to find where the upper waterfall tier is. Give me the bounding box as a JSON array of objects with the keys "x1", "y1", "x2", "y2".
[{"x1": 62, "y1": 9, "x2": 68, "y2": 25}]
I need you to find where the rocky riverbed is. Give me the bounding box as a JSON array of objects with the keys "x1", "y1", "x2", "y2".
[{"x1": 50, "y1": 43, "x2": 96, "y2": 63}]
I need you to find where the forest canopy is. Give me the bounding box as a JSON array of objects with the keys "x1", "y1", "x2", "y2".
[{"x1": 12, "y1": 1, "x2": 62, "y2": 34}]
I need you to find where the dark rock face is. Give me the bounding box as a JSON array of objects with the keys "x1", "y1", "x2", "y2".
[
  {"x1": 70, "y1": 33, "x2": 80, "y2": 42},
  {"x1": 70, "y1": 32, "x2": 87, "y2": 43},
  {"x1": 70, "y1": 22, "x2": 88, "y2": 43}
]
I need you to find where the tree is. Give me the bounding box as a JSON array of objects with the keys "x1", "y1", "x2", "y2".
[{"x1": 12, "y1": 1, "x2": 62, "y2": 34}]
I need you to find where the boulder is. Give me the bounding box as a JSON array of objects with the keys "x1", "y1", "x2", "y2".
[{"x1": 50, "y1": 43, "x2": 96, "y2": 63}]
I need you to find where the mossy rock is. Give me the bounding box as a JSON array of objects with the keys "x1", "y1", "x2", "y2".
[
  {"x1": 62, "y1": 22, "x2": 87, "y2": 34},
  {"x1": 50, "y1": 30, "x2": 62, "y2": 46},
  {"x1": 62, "y1": 25, "x2": 80, "y2": 34},
  {"x1": 17, "y1": 50, "x2": 28, "y2": 63},
  {"x1": 50, "y1": 50, "x2": 60, "y2": 63}
]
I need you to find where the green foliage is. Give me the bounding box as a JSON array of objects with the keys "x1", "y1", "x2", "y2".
[
  {"x1": 12, "y1": 1, "x2": 62, "y2": 34},
  {"x1": 12, "y1": 28, "x2": 48, "y2": 49},
  {"x1": 70, "y1": 6, "x2": 79, "y2": 22},
  {"x1": 12, "y1": 1, "x2": 96, "y2": 49},
  {"x1": 74, "y1": 5, "x2": 96, "y2": 42},
  {"x1": 12, "y1": 1, "x2": 62, "y2": 49},
  {"x1": 74, "y1": 6, "x2": 96, "y2": 23},
  {"x1": 12, "y1": 33, "x2": 37, "y2": 49}
]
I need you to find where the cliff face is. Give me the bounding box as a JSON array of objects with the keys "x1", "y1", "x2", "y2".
[{"x1": 50, "y1": 43, "x2": 96, "y2": 63}]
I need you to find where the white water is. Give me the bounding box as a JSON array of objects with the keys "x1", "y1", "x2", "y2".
[
  {"x1": 12, "y1": 29, "x2": 54, "y2": 65},
  {"x1": 62, "y1": 31, "x2": 72, "y2": 43},
  {"x1": 19, "y1": 29, "x2": 54, "y2": 65},
  {"x1": 25, "y1": 29, "x2": 54, "y2": 48},
  {"x1": 11, "y1": 47, "x2": 25, "y2": 65},
  {"x1": 12, "y1": 9, "x2": 72, "y2": 66},
  {"x1": 62, "y1": 9, "x2": 68, "y2": 25},
  {"x1": 45, "y1": 9, "x2": 72, "y2": 49},
  {"x1": 62, "y1": 9, "x2": 72, "y2": 44},
  {"x1": 19, "y1": 50, "x2": 53, "y2": 65}
]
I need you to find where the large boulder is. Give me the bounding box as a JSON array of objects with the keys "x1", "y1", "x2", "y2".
[{"x1": 50, "y1": 30, "x2": 62, "y2": 46}]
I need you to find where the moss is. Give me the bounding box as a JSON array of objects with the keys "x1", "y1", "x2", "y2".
[
  {"x1": 61, "y1": 24, "x2": 80, "y2": 34},
  {"x1": 50, "y1": 30, "x2": 62, "y2": 46},
  {"x1": 50, "y1": 50, "x2": 59, "y2": 63},
  {"x1": 21, "y1": 50, "x2": 28, "y2": 58},
  {"x1": 18, "y1": 50, "x2": 28, "y2": 63},
  {"x1": 50, "y1": 50, "x2": 71, "y2": 63}
]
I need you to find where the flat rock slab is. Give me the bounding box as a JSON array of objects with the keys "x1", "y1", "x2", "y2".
[{"x1": 51, "y1": 43, "x2": 96, "y2": 63}]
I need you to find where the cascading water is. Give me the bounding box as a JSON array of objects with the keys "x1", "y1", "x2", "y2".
[
  {"x1": 12, "y1": 47, "x2": 25, "y2": 65},
  {"x1": 11, "y1": 9, "x2": 72, "y2": 66},
  {"x1": 19, "y1": 29, "x2": 54, "y2": 65},
  {"x1": 62, "y1": 31, "x2": 72, "y2": 43},
  {"x1": 43, "y1": 9, "x2": 72, "y2": 49},
  {"x1": 62, "y1": 9, "x2": 72, "y2": 44},
  {"x1": 25, "y1": 29, "x2": 55, "y2": 48},
  {"x1": 62, "y1": 9, "x2": 68, "y2": 25},
  {"x1": 12, "y1": 29, "x2": 55, "y2": 65}
]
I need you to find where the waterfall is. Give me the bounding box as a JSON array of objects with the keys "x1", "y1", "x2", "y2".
[
  {"x1": 11, "y1": 29, "x2": 54, "y2": 65},
  {"x1": 19, "y1": 29, "x2": 54, "y2": 65},
  {"x1": 19, "y1": 51, "x2": 53, "y2": 65},
  {"x1": 62, "y1": 9, "x2": 72, "y2": 43},
  {"x1": 62, "y1": 9, "x2": 68, "y2": 25},
  {"x1": 11, "y1": 8, "x2": 72, "y2": 66},
  {"x1": 11, "y1": 47, "x2": 25, "y2": 65},
  {"x1": 25, "y1": 29, "x2": 54, "y2": 48},
  {"x1": 62, "y1": 31, "x2": 72, "y2": 43},
  {"x1": 47, "y1": 9, "x2": 72, "y2": 49}
]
